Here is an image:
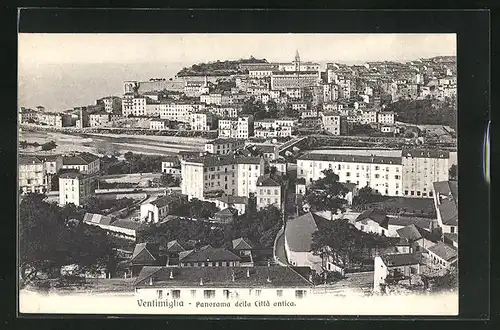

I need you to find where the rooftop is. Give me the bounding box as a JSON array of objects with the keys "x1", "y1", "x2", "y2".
[
  {"x1": 298, "y1": 152, "x2": 402, "y2": 165},
  {"x1": 380, "y1": 253, "x2": 422, "y2": 267},
  {"x1": 215, "y1": 195, "x2": 248, "y2": 205},
  {"x1": 207, "y1": 138, "x2": 245, "y2": 145},
  {"x1": 131, "y1": 243, "x2": 159, "y2": 264},
  {"x1": 427, "y1": 241, "x2": 458, "y2": 261},
  {"x1": 135, "y1": 265, "x2": 313, "y2": 288},
  {"x1": 19, "y1": 156, "x2": 43, "y2": 165},
  {"x1": 63, "y1": 152, "x2": 100, "y2": 166},
  {"x1": 83, "y1": 213, "x2": 112, "y2": 226},
  {"x1": 215, "y1": 207, "x2": 239, "y2": 217},
  {"x1": 402, "y1": 148, "x2": 450, "y2": 159},
  {"x1": 59, "y1": 171, "x2": 84, "y2": 179},
  {"x1": 355, "y1": 208, "x2": 389, "y2": 228},
  {"x1": 178, "y1": 245, "x2": 241, "y2": 263},
  {"x1": 285, "y1": 212, "x2": 329, "y2": 252},
  {"x1": 396, "y1": 224, "x2": 432, "y2": 242},
  {"x1": 232, "y1": 237, "x2": 254, "y2": 250},
  {"x1": 257, "y1": 175, "x2": 282, "y2": 187},
  {"x1": 185, "y1": 154, "x2": 262, "y2": 167},
  {"x1": 166, "y1": 240, "x2": 186, "y2": 253}
]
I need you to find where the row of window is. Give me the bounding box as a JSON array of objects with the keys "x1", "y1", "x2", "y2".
[
  {"x1": 403, "y1": 190, "x2": 434, "y2": 197},
  {"x1": 156, "y1": 289, "x2": 308, "y2": 300}
]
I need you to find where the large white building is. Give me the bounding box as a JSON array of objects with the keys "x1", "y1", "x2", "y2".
[
  {"x1": 62, "y1": 152, "x2": 100, "y2": 175},
  {"x1": 253, "y1": 118, "x2": 296, "y2": 138},
  {"x1": 377, "y1": 111, "x2": 395, "y2": 125},
  {"x1": 320, "y1": 111, "x2": 345, "y2": 136},
  {"x1": 204, "y1": 138, "x2": 246, "y2": 155},
  {"x1": 255, "y1": 175, "x2": 283, "y2": 210},
  {"x1": 159, "y1": 101, "x2": 206, "y2": 123},
  {"x1": 59, "y1": 172, "x2": 92, "y2": 206},
  {"x1": 189, "y1": 112, "x2": 217, "y2": 131},
  {"x1": 200, "y1": 93, "x2": 233, "y2": 106},
  {"x1": 218, "y1": 115, "x2": 254, "y2": 139},
  {"x1": 297, "y1": 152, "x2": 403, "y2": 197},
  {"x1": 401, "y1": 148, "x2": 450, "y2": 198},
  {"x1": 19, "y1": 156, "x2": 49, "y2": 194},
  {"x1": 181, "y1": 154, "x2": 265, "y2": 200}
]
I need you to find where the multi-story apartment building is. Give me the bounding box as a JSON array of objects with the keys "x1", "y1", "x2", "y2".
[
  {"x1": 159, "y1": 101, "x2": 206, "y2": 123},
  {"x1": 180, "y1": 154, "x2": 265, "y2": 200},
  {"x1": 99, "y1": 96, "x2": 122, "y2": 114},
  {"x1": 62, "y1": 152, "x2": 100, "y2": 175},
  {"x1": 200, "y1": 93, "x2": 233, "y2": 106},
  {"x1": 37, "y1": 154, "x2": 63, "y2": 190},
  {"x1": 189, "y1": 112, "x2": 218, "y2": 131},
  {"x1": 248, "y1": 67, "x2": 274, "y2": 78},
  {"x1": 150, "y1": 119, "x2": 170, "y2": 130},
  {"x1": 284, "y1": 88, "x2": 303, "y2": 100},
  {"x1": 161, "y1": 157, "x2": 181, "y2": 177},
  {"x1": 271, "y1": 71, "x2": 321, "y2": 91},
  {"x1": 59, "y1": 171, "x2": 92, "y2": 207},
  {"x1": 36, "y1": 112, "x2": 64, "y2": 127},
  {"x1": 401, "y1": 148, "x2": 450, "y2": 198},
  {"x1": 291, "y1": 102, "x2": 307, "y2": 111},
  {"x1": 218, "y1": 115, "x2": 254, "y2": 139},
  {"x1": 204, "y1": 138, "x2": 246, "y2": 155},
  {"x1": 255, "y1": 175, "x2": 283, "y2": 210},
  {"x1": 338, "y1": 79, "x2": 351, "y2": 100},
  {"x1": 206, "y1": 105, "x2": 242, "y2": 118},
  {"x1": 297, "y1": 152, "x2": 403, "y2": 197},
  {"x1": 323, "y1": 83, "x2": 339, "y2": 102},
  {"x1": 254, "y1": 118, "x2": 296, "y2": 138},
  {"x1": 18, "y1": 107, "x2": 38, "y2": 124},
  {"x1": 377, "y1": 111, "x2": 395, "y2": 125},
  {"x1": 320, "y1": 111, "x2": 346, "y2": 136},
  {"x1": 360, "y1": 109, "x2": 378, "y2": 124},
  {"x1": 19, "y1": 156, "x2": 49, "y2": 194},
  {"x1": 89, "y1": 113, "x2": 110, "y2": 127}
]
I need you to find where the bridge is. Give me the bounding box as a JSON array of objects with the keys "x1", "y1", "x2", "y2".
[{"x1": 278, "y1": 136, "x2": 308, "y2": 154}]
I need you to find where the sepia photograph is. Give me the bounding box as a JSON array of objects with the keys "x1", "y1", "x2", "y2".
[{"x1": 18, "y1": 32, "x2": 459, "y2": 315}]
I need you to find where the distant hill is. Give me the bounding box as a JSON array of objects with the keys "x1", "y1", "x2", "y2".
[
  {"x1": 386, "y1": 99, "x2": 457, "y2": 127},
  {"x1": 176, "y1": 57, "x2": 268, "y2": 77}
]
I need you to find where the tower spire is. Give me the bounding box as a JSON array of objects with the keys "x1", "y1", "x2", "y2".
[{"x1": 295, "y1": 49, "x2": 300, "y2": 63}]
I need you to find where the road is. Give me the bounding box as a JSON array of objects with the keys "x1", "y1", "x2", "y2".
[
  {"x1": 274, "y1": 230, "x2": 290, "y2": 266},
  {"x1": 315, "y1": 271, "x2": 374, "y2": 296}
]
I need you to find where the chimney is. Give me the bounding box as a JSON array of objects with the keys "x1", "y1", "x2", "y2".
[
  {"x1": 149, "y1": 277, "x2": 154, "y2": 286},
  {"x1": 246, "y1": 268, "x2": 250, "y2": 278},
  {"x1": 199, "y1": 278, "x2": 203, "y2": 286},
  {"x1": 169, "y1": 271, "x2": 173, "y2": 279},
  {"x1": 231, "y1": 271, "x2": 235, "y2": 282}
]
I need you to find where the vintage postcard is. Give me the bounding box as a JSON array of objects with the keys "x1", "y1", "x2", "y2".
[{"x1": 18, "y1": 33, "x2": 458, "y2": 315}]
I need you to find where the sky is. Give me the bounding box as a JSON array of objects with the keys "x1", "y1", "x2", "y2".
[{"x1": 19, "y1": 33, "x2": 456, "y2": 66}]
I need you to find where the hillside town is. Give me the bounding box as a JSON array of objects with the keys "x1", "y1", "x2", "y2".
[{"x1": 19, "y1": 51, "x2": 458, "y2": 300}]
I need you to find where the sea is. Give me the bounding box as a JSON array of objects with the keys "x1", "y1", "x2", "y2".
[{"x1": 18, "y1": 62, "x2": 189, "y2": 111}]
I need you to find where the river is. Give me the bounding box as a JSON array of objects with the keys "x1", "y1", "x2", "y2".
[{"x1": 18, "y1": 130, "x2": 207, "y2": 157}]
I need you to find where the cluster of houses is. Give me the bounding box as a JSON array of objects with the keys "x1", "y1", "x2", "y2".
[{"x1": 19, "y1": 54, "x2": 455, "y2": 141}]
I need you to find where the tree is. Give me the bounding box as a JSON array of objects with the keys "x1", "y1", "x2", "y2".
[
  {"x1": 449, "y1": 164, "x2": 457, "y2": 180},
  {"x1": 160, "y1": 173, "x2": 180, "y2": 187},
  {"x1": 305, "y1": 169, "x2": 348, "y2": 213},
  {"x1": 41, "y1": 140, "x2": 57, "y2": 151}
]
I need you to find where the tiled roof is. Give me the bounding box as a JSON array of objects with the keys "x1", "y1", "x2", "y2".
[
  {"x1": 135, "y1": 265, "x2": 313, "y2": 288},
  {"x1": 59, "y1": 171, "x2": 84, "y2": 179},
  {"x1": 63, "y1": 152, "x2": 99, "y2": 165},
  {"x1": 179, "y1": 245, "x2": 241, "y2": 263},
  {"x1": 166, "y1": 240, "x2": 185, "y2": 253},
  {"x1": 215, "y1": 195, "x2": 248, "y2": 205},
  {"x1": 427, "y1": 242, "x2": 458, "y2": 261},
  {"x1": 298, "y1": 152, "x2": 402, "y2": 165},
  {"x1": 131, "y1": 243, "x2": 158, "y2": 264},
  {"x1": 355, "y1": 208, "x2": 389, "y2": 228},
  {"x1": 257, "y1": 175, "x2": 282, "y2": 187},
  {"x1": 215, "y1": 207, "x2": 238, "y2": 217},
  {"x1": 388, "y1": 216, "x2": 433, "y2": 229},
  {"x1": 83, "y1": 213, "x2": 112, "y2": 226},
  {"x1": 19, "y1": 156, "x2": 43, "y2": 165},
  {"x1": 380, "y1": 253, "x2": 422, "y2": 267},
  {"x1": 186, "y1": 154, "x2": 262, "y2": 167},
  {"x1": 232, "y1": 237, "x2": 253, "y2": 250},
  {"x1": 438, "y1": 200, "x2": 458, "y2": 226},
  {"x1": 149, "y1": 194, "x2": 185, "y2": 208},
  {"x1": 396, "y1": 224, "x2": 431, "y2": 242},
  {"x1": 111, "y1": 220, "x2": 144, "y2": 231},
  {"x1": 443, "y1": 233, "x2": 458, "y2": 244},
  {"x1": 402, "y1": 148, "x2": 450, "y2": 159},
  {"x1": 285, "y1": 212, "x2": 329, "y2": 252}
]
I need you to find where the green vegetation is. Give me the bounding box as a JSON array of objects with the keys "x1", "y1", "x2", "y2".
[
  {"x1": 19, "y1": 194, "x2": 116, "y2": 286},
  {"x1": 160, "y1": 173, "x2": 181, "y2": 187},
  {"x1": 105, "y1": 152, "x2": 163, "y2": 174},
  {"x1": 449, "y1": 164, "x2": 457, "y2": 180},
  {"x1": 305, "y1": 169, "x2": 349, "y2": 213},
  {"x1": 386, "y1": 99, "x2": 457, "y2": 127},
  {"x1": 177, "y1": 57, "x2": 268, "y2": 76},
  {"x1": 138, "y1": 203, "x2": 282, "y2": 250}
]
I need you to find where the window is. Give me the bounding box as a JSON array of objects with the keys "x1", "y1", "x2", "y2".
[
  {"x1": 295, "y1": 290, "x2": 306, "y2": 299},
  {"x1": 451, "y1": 227, "x2": 455, "y2": 233},
  {"x1": 375, "y1": 174, "x2": 380, "y2": 179},
  {"x1": 172, "y1": 290, "x2": 181, "y2": 299},
  {"x1": 346, "y1": 172, "x2": 350, "y2": 177},
  {"x1": 157, "y1": 290, "x2": 163, "y2": 300},
  {"x1": 404, "y1": 190, "x2": 408, "y2": 195},
  {"x1": 277, "y1": 290, "x2": 283, "y2": 297},
  {"x1": 411, "y1": 191, "x2": 415, "y2": 196},
  {"x1": 204, "y1": 290, "x2": 216, "y2": 299}
]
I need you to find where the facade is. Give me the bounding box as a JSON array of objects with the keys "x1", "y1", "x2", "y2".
[
  {"x1": 377, "y1": 111, "x2": 395, "y2": 125},
  {"x1": 426, "y1": 242, "x2": 458, "y2": 269},
  {"x1": 212, "y1": 195, "x2": 248, "y2": 216},
  {"x1": 161, "y1": 157, "x2": 181, "y2": 176},
  {"x1": 100, "y1": 96, "x2": 122, "y2": 114},
  {"x1": 89, "y1": 113, "x2": 110, "y2": 127},
  {"x1": 255, "y1": 176, "x2": 283, "y2": 210},
  {"x1": 134, "y1": 265, "x2": 314, "y2": 301},
  {"x1": 205, "y1": 138, "x2": 246, "y2": 155},
  {"x1": 150, "y1": 119, "x2": 170, "y2": 130},
  {"x1": 181, "y1": 154, "x2": 265, "y2": 200},
  {"x1": 320, "y1": 111, "x2": 345, "y2": 136},
  {"x1": 179, "y1": 245, "x2": 241, "y2": 267},
  {"x1": 206, "y1": 105, "x2": 242, "y2": 118},
  {"x1": 62, "y1": 152, "x2": 101, "y2": 175},
  {"x1": 271, "y1": 71, "x2": 321, "y2": 91},
  {"x1": 354, "y1": 208, "x2": 390, "y2": 236},
  {"x1": 297, "y1": 152, "x2": 403, "y2": 197},
  {"x1": 189, "y1": 112, "x2": 218, "y2": 131},
  {"x1": 360, "y1": 109, "x2": 378, "y2": 124},
  {"x1": 19, "y1": 156, "x2": 49, "y2": 194},
  {"x1": 218, "y1": 115, "x2": 254, "y2": 139},
  {"x1": 401, "y1": 148, "x2": 450, "y2": 198},
  {"x1": 140, "y1": 194, "x2": 187, "y2": 223},
  {"x1": 432, "y1": 181, "x2": 458, "y2": 234},
  {"x1": 373, "y1": 254, "x2": 421, "y2": 293},
  {"x1": 214, "y1": 207, "x2": 239, "y2": 224},
  {"x1": 58, "y1": 172, "x2": 92, "y2": 206},
  {"x1": 159, "y1": 101, "x2": 206, "y2": 123},
  {"x1": 254, "y1": 118, "x2": 295, "y2": 138},
  {"x1": 200, "y1": 93, "x2": 233, "y2": 106}
]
